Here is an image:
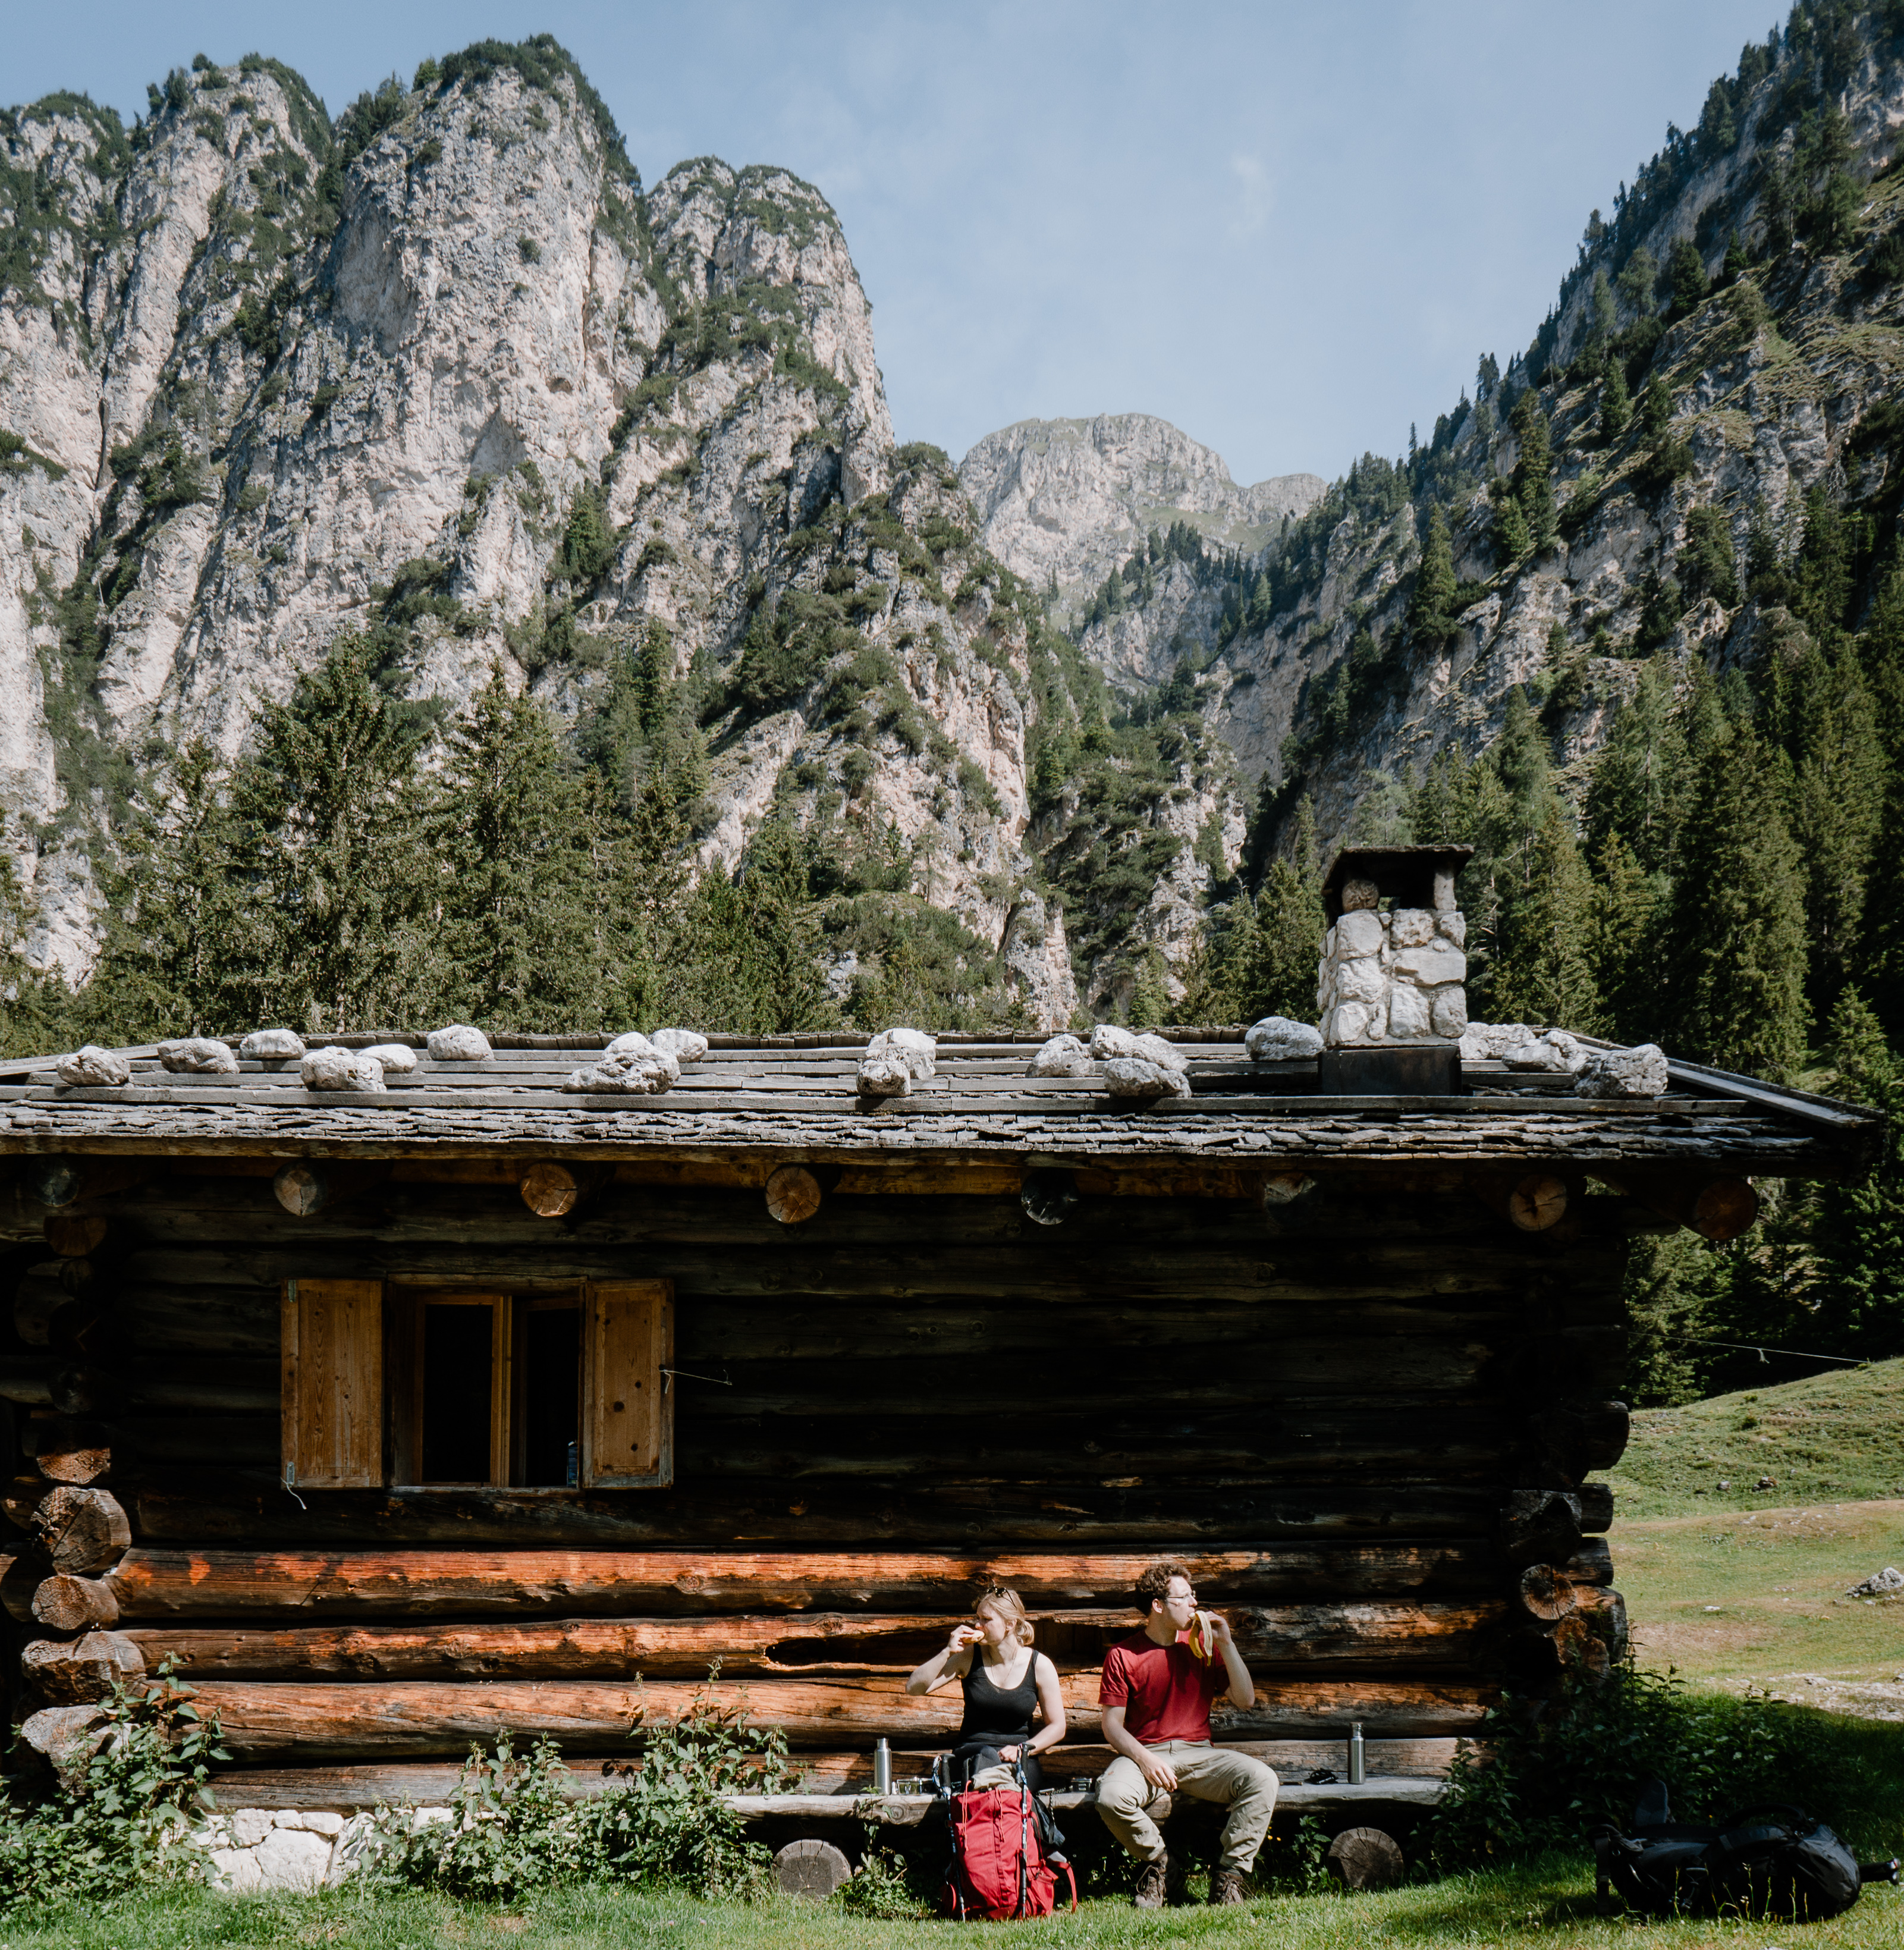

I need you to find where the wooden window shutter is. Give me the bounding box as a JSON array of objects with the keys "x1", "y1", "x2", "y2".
[
  {"x1": 282, "y1": 1278, "x2": 384, "y2": 1489},
  {"x1": 582, "y1": 1280, "x2": 673, "y2": 1488}
]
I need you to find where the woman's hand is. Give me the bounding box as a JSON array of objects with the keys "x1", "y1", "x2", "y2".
[
  {"x1": 998, "y1": 1744, "x2": 1022, "y2": 1763},
  {"x1": 948, "y1": 1623, "x2": 982, "y2": 1651}
]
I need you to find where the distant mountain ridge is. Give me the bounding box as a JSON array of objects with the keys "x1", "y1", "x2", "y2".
[{"x1": 959, "y1": 413, "x2": 1324, "y2": 627}]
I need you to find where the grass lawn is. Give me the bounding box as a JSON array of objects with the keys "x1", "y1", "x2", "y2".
[
  {"x1": 1605, "y1": 1359, "x2": 1904, "y2": 1518},
  {"x1": 1, "y1": 1861, "x2": 1897, "y2": 1950},
  {"x1": 1607, "y1": 1361, "x2": 1904, "y2": 1706}
]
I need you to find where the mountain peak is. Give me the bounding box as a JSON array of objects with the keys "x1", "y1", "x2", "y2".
[{"x1": 957, "y1": 412, "x2": 1324, "y2": 612}]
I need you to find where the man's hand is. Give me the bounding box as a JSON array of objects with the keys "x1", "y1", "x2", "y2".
[
  {"x1": 1205, "y1": 1610, "x2": 1234, "y2": 1648},
  {"x1": 1139, "y1": 1751, "x2": 1178, "y2": 1791}
]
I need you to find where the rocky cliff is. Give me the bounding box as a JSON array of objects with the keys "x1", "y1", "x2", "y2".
[
  {"x1": 12, "y1": 14, "x2": 1904, "y2": 1032},
  {"x1": 960, "y1": 413, "x2": 1322, "y2": 630},
  {"x1": 1204, "y1": 13, "x2": 1904, "y2": 862},
  {"x1": 0, "y1": 44, "x2": 1082, "y2": 1022}
]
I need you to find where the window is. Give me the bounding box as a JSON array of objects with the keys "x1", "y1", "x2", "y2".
[{"x1": 281, "y1": 1278, "x2": 672, "y2": 1490}]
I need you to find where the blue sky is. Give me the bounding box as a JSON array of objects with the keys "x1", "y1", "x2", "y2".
[{"x1": 8, "y1": 1, "x2": 1784, "y2": 486}]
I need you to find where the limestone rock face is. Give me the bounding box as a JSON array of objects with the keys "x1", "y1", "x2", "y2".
[
  {"x1": 363, "y1": 1042, "x2": 419, "y2": 1074},
  {"x1": 0, "y1": 57, "x2": 1090, "y2": 1026},
  {"x1": 649, "y1": 1028, "x2": 709, "y2": 1062},
  {"x1": 959, "y1": 415, "x2": 1324, "y2": 643}
]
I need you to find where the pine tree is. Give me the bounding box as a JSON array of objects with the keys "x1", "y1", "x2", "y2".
[
  {"x1": 1790, "y1": 643, "x2": 1886, "y2": 1005},
  {"x1": 429, "y1": 670, "x2": 609, "y2": 1030},
  {"x1": 1600, "y1": 360, "x2": 1632, "y2": 442},
  {"x1": 1658, "y1": 728, "x2": 1811, "y2": 1078},
  {"x1": 1485, "y1": 799, "x2": 1598, "y2": 1029},
  {"x1": 221, "y1": 635, "x2": 430, "y2": 1034},
  {"x1": 1246, "y1": 862, "x2": 1325, "y2": 1022},
  {"x1": 1666, "y1": 237, "x2": 1710, "y2": 316},
  {"x1": 1407, "y1": 505, "x2": 1461, "y2": 646},
  {"x1": 83, "y1": 742, "x2": 250, "y2": 1039},
  {"x1": 1587, "y1": 830, "x2": 1658, "y2": 1042},
  {"x1": 1585, "y1": 659, "x2": 1686, "y2": 875},
  {"x1": 1807, "y1": 987, "x2": 1904, "y2": 1357}
]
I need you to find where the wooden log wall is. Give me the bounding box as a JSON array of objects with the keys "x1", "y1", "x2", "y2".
[{"x1": 0, "y1": 1163, "x2": 1632, "y2": 1785}]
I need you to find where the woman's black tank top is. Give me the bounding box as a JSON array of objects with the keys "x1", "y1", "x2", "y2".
[{"x1": 957, "y1": 1650, "x2": 1040, "y2": 1742}]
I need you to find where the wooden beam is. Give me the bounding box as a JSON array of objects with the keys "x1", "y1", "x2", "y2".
[
  {"x1": 44, "y1": 1216, "x2": 107, "y2": 1257},
  {"x1": 86, "y1": 1601, "x2": 1506, "y2": 1687},
  {"x1": 166, "y1": 1673, "x2": 1493, "y2": 1760},
  {"x1": 201, "y1": 1737, "x2": 1463, "y2": 1808},
  {"x1": 102, "y1": 1544, "x2": 1524, "y2": 1620},
  {"x1": 32, "y1": 1572, "x2": 120, "y2": 1630},
  {"x1": 30, "y1": 1487, "x2": 130, "y2": 1575},
  {"x1": 765, "y1": 1166, "x2": 822, "y2": 1226}
]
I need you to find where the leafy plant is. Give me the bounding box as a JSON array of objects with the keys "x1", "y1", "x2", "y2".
[
  {"x1": 363, "y1": 1673, "x2": 796, "y2": 1902},
  {"x1": 0, "y1": 1667, "x2": 227, "y2": 1905},
  {"x1": 1428, "y1": 1657, "x2": 1904, "y2": 1870},
  {"x1": 363, "y1": 1730, "x2": 592, "y2": 1901},
  {"x1": 590, "y1": 1675, "x2": 798, "y2": 1894}
]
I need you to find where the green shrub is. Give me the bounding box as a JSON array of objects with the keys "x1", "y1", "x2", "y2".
[
  {"x1": 366, "y1": 1677, "x2": 796, "y2": 1902},
  {"x1": 1429, "y1": 1659, "x2": 1904, "y2": 1869},
  {"x1": 364, "y1": 1731, "x2": 592, "y2": 1901},
  {"x1": 0, "y1": 1669, "x2": 227, "y2": 1905}
]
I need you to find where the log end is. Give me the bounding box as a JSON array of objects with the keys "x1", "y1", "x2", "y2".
[
  {"x1": 772, "y1": 1838, "x2": 853, "y2": 1900},
  {"x1": 766, "y1": 1166, "x2": 823, "y2": 1226},
  {"x1": 519, "y1": 1163, "x2": 580, "y2": 1219}
]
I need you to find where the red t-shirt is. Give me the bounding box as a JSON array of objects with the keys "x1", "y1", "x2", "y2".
[{"x1": 1098, "y1": 1630, "x2": 1226, "y2": 1744}]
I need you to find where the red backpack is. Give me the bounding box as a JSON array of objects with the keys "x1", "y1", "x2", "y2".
[{"x1": 941, "y1": 1784, "x2": 1077, "y2": 1921}]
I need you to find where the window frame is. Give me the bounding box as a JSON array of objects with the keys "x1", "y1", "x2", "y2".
[{"x1": 282, "y1": 1276, "x2": 674, "y2": 1493}]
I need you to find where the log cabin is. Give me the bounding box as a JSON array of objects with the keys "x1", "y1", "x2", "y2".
[{"x1": 0, "y1": 967, "x2": 1881, "y2": 1883}]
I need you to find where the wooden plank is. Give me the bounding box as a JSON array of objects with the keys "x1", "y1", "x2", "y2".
[
  {"x1": 583, "y1": 1283, "x2": 673, "y2": 1489},
  {"x1": 102, "y1": 1601, "x2": 1503, "y2": 1684},
  {"x1": 102, "y1": 1544, "x2": 1512, "y2": 1618},
  {"x1": 281, "y1": 1279, "x2": 383, "y2": 1490},
  {"x1": 175, "y1": 1673, "x2": 1492, "y2": 1758},
  {"x1": 202, "y1": 1738, "x2": 1456, "y2": 1807},
  {"x1": 115, "y1": 1475, "x2": 1503, "y2": 1549}
]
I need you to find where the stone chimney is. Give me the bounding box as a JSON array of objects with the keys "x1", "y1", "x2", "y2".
[{"x1": 1316, "y1": 844, "x2": 1473, "y2": 1094}]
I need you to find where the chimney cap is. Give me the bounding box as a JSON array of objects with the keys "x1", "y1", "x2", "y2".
[{"x1": 1322, "y1": 844, "x2": 1474, "y2": 921}]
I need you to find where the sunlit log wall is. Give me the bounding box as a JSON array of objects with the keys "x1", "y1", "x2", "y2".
[{"x1": 0, "y1": 1162, "x2": 1632, "y2": 1790}]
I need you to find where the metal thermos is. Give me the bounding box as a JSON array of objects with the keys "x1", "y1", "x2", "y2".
[
  {"x1": 1348, "y1": 1720, "x2": 1366, "y2": 1786},
  {"x1": 873, "y1": 1738, "x2": 893, "y2": 1794}
]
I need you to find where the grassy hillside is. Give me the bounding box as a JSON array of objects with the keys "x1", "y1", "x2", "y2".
[
  {"x1": 1605, "y1": 1358, "x2": 1904, "y2": 1518},
  {"x1": 1605, "y1": 1361, "x2": 1904, "y2": 1697}
]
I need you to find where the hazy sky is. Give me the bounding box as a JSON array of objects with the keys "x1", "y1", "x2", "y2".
[{"x1": 8, "y1": 1, "x2": 1784, "y2": 486}]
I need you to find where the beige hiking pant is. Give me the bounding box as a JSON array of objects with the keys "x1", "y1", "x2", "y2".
[{"x1": 1095, "y1": 1741, "x2": 1279, "y2": 1873}]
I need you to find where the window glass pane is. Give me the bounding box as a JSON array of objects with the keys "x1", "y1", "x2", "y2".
[
  {"x1": 422, "y1": 1304, "x2": 492, "y2": 1482},
  {"x1": 522, "y1": 1307, "x2": 580, "y2": 1488}
]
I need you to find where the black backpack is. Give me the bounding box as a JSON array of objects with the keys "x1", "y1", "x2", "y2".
[{"x1": 1594, "y1": 1781, "x2": 1898, "y2": 1921}]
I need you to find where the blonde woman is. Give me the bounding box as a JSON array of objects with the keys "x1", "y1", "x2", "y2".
[{"x1": 906, "y1": 1585, "x2": 1067, "y2": 1791}]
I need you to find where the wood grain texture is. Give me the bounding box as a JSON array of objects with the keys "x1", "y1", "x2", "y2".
[
  {"x1": 102, "y1": 1545, "x2": 1517, "y2": 1619},
  {"x1": 95, "y1": 1601, "x2": 1505, "y2": 1684},
  {"x1": 181, "y1": 1673, "x2": 1491, "y2": 1759},
  {"x1": 281, "y1": 1279, "x2": 382, "y2": 1490}
]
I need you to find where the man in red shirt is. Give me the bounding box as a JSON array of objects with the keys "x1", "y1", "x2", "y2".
[{"x1": 1095, "y1": 1558, "x2": 1278, "y2": 1906}]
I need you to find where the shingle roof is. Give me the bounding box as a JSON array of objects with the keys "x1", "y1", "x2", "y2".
[{"x1": 0, "y1": 1031, "x2": 1877, "y2": 1173}]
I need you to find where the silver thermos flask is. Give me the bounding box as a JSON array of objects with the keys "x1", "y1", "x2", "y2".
[
  {"x1": 873, "y1": 1738, "x2": 893, "y2": 1794},
  {"x1": 1347, "y1": 1720, "x2": 1365, "y2": 1786}
]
